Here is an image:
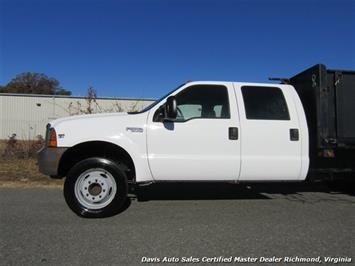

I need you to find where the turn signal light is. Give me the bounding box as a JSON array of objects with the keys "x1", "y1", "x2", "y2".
[{"x1": 48, "y1": 128, "x2": 57, "y2": 147}]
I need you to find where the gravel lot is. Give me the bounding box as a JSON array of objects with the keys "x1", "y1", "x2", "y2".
[{"x1": 0, "y1": 182, "x2": 354, "y2": 266}]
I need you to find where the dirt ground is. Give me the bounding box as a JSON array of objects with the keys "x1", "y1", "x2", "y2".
[
  {"x1": 0, "y1": 141, "x2": 63, "y2": 188},
  {"x1": 0, "y1": 158, "x2": 63, "y2": 188}
]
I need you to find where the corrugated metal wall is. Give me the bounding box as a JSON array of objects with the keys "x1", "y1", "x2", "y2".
[{"x1": 0, "y1": 93, "x2": 154, "y2": 140}]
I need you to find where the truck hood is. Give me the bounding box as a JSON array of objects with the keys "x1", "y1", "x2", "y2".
[
  {"x1": 49, "y1": 112, "x2": 128, "y2": 128},
  {"x1": 51, "y1": 111, "x2": 148, "y2": 147}
]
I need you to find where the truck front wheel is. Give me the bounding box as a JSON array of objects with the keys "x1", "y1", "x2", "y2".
[{"x1": 64, "y1": 157, "x2": 128, "y2": 218}]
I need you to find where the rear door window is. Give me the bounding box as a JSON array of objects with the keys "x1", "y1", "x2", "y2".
[{"x1": 241, "y1": 86, "x2": 290, "y2": 120}]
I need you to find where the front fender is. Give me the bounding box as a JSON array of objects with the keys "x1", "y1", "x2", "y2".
[{"x1": 50, "y1": 112, "x2": 154, "y2": 182}]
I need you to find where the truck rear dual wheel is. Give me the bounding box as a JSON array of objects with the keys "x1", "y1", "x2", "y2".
[{"x1": 64, "y1": 157, "x2": 128, "y2": 218}]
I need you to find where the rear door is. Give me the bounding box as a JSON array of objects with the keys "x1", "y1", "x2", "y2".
[{"x1": 234, "y1": 83, "x2": 303, "y2": 181}]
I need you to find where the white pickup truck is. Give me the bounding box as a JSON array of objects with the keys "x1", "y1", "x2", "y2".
[{"x1": 38, "y1": 64, "x2": 355, "y2": 217}]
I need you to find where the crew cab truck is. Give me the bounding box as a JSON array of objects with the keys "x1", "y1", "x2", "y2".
[{"x1": 37, "y1": 64, "x2": 355, "y2": 217}]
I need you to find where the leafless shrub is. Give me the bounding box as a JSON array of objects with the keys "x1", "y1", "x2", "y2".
[
  {"x1": 68, "y1": 101, "x2": 82, "y2": 115},
  {"x1": 111, "y1": 101, "x2": 124, "y2": 112},
  {"x1": 85, "y1": 86, "x2": 99, "y2": 114},
  {"x1": 66, "y1": 87, "x2": 140, "y2": 115},
  {"x1": 130, "y1": 101, "x2": 140, "y2": 112},
  {"x1": 2, "y1": 134, "x2": 44, "y2": 159}
]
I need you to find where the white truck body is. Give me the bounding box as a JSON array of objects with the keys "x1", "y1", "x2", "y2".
[{"x1": 47, "y1": 81, "x2": 309, "y2": 183}]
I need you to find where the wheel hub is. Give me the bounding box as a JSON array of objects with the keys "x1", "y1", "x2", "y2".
[
  {"x1": 74, "y1": 168, "x2": 117, "y2": 210},
  {"x1": 88, "y1": 183, "x2": 102, "y2": 196}
]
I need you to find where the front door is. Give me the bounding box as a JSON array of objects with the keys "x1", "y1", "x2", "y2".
[{"x1": 147, "y1": 83, "x2": 241, "y2": 181}]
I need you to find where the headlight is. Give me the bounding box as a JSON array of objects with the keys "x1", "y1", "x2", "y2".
[{"x1": 46, "y1": 125, "x2": 57, "y2": 148}]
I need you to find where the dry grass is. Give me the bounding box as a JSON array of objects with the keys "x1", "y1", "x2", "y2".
[
  {"x1": 0, "y1": 140, "x2": 63, "y2": 188},
  {"x1": 0, "y1": 180, "x2": 63, "y2": 188},
  {"x1": 0, "y1": 140, "x2": 5, "y2": 152},
  {"x1": 1, "y1": 158, "x2": 47, "y2": 181}
]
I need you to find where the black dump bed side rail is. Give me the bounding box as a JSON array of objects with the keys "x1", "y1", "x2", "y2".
[
  {"x1": 289, "y1": 64, "x2": 355, "y2": 177},
  {"x1": 290, "y1": 64, "x2": 355, "y2": 151},
  {"x1": 327, "y1": 67, "x2": 355, "y2": 146}
]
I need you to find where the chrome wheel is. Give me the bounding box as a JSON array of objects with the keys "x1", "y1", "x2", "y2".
[{"x1": 74, "y1": 168, "x2": 117, "y2": 210}]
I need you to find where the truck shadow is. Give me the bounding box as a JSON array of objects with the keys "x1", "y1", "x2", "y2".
[{"x1": 132, "y1": 181, "x2": 355, "y2": 202}]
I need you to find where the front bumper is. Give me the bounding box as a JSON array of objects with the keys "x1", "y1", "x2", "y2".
[{"x1": 37, "y1": 147, "x2": 68, "y2": 177}]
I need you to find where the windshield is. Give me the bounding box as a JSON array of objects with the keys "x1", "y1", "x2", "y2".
[{"x1": 128, "y1": 83, "x2": 186, "y2": 114}]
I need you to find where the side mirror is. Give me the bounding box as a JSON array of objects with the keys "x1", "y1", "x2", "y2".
[{"x1": 165, "y1": 96, "x2": 177, "y2": 120}]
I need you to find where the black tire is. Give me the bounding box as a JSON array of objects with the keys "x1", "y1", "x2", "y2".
[{"x1": 64, "y1": 157, "x2": 128, "y2": 218}]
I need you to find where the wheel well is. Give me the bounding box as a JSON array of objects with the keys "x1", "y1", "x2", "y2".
[{"x1": 58, "y1": 141, "x2": 135, "y2": 182}]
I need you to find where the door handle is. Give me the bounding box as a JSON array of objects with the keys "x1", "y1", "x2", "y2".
[
  {"x1": 229, "y1": 127, "x2": 238, "y2": 140},
  {"x1": 290, "y1": 128, "x2": 299, "y2": 141}
]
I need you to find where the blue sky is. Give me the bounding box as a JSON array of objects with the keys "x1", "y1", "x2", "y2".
[{"x1": 0, "y1": 0, "x2": 354, "y2": 99}]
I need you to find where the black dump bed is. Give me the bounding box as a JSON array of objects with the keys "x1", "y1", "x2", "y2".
[{"x1": 290, "y1": 64, "x2": 355, "y2": 151}]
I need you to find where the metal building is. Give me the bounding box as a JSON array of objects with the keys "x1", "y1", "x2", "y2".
[{"x1": 0, "y1": 93, "x2": 154, "y2": 140}]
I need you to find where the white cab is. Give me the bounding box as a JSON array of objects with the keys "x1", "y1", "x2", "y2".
[{"x1": 48, "y1": 81, "x2": 309, "y2": 183}]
